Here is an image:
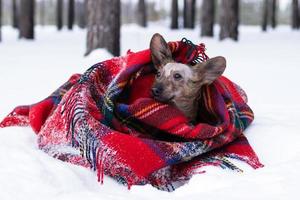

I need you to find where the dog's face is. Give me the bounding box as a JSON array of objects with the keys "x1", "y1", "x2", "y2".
[{"x1": 150, "y1": 33, "x2": 226, "y2": 105}]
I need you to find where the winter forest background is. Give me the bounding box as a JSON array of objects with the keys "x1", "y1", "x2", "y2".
[
  {"x1": 0, "y1": 1, "x2": 300, "y2": 200},
  {"x1": 0, "y1": 0, "x2": 299, "y2": 55}
]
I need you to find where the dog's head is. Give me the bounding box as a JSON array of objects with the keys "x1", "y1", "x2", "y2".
[{"x1": 150, "y1": 33, "x2": 226, "y2": 104}]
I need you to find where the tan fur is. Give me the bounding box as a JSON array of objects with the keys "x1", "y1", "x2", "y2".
[{"x1": 150, "y1": 33, "x2": 226, "y2": 122}]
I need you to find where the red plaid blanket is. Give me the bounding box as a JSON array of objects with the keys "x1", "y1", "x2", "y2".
[{"x1": 0, "y1": 38, "x2": 263, "y2": 191}]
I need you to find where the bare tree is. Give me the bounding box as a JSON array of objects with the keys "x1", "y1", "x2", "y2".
[
  {"x1": 19, "y1": 0, "x2": 35, "y2": 39},
  {"x1": 40, "y1": 0, "x2": 46, "y2": 26},
  {"x1": 86, "y1": 0, "x2": 120, "y2": 56},
  {"x1": 262, "y1": 0, "x2": 269, "y2": 31},
  {"x1": 12, "y1": 0, "x2": 19, "y2": 29},
  {"x1": 292, "y1": 0, "x2": 300, "y2": 29},
  {"x1": 299, "y1": 0, "x2": 300, "y2": 25},
  {"x1": 201, "y1": 0, "x2": 215, "y2": 37},
  {"x1": 270, "y1": 0, "x2": 277, "y2": 29},
  {"x1": 0, "y1": 0, "x2": 2, "y2": 42},
  {"x1": 171, "y1": 0, "x2": 178, "y2": 29},
  {"x1": 76, "y1": 0, "x2": 86, "y2": 29},
  {"x1": 57, "y1": 0, "x2": 63, "y2": 30},
  {"x1": 68, "y1": 0, "x2": 75, "y2": 30},
  {"x1": 137, "y1": 0, "x2": 147, "y2": 27},
  {"x1": 183, "y1": 0, "x2": 196, "y2": 29},
  {"x1": 219, "y1": 0, "x2": 239, "y2": 41}
]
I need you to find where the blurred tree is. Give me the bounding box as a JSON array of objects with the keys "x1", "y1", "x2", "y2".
[
  {"x1": 86, "y1": 0, "x2": 120, "y2": 56},
  {"x1": 262, "y1": 0, "x2": 269, "y2": 31},
  {"x1": 122, "y1": 0, "x2": 134, "y2": 24},
  {"x1": 201, "y1": 0, "x2": 215, "y2": 37},
  {"x1": 219, "y1": 0, "x2": 239, "y2": 41},
  {"x1": 184, "y1": 0, "x2": 196, "y2": 29},
  {"x1": 40, "y1": 0, "x2": 45, "y2": 26},
  {"x1": 0, "y1": 0, "x2": 2, "y2": 42},
  {"x1": 19, "y1": 0, "x2": 35, "y2": 39},
  {"x1": 12, "y1": 0, "x2": 18, "y2": 29},
  {"x1": 270, "y1": 0, "x2": 277, "y2": 28},
  {"x1": 240, "y1": 0, "x2": 262, "y2": 25},
  {"x1": 76, "y1": 0, "x2": 86, "y2": 28},
  {"x1": 68, "y1": 0, "x2": 75, "y2": 30},
  {"x1": 57, "y1": 0, "x2": 63, "y2": 30},
  {"x1": 137, "y1": 0, "x2": 147, "y2": 27},
  {"x1": 292, "y1": 0, "x2": 300, "y2": 29},
  {"x1": 170, "y1": 0, "x2": 178, "y2": 29}
]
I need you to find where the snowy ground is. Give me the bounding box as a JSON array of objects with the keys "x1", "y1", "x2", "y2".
[{"x1": 0, "y1": 24, "x2": 300, "y2": 200}]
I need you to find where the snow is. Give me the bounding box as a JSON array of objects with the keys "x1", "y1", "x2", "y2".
[{"x1": 1, "y1": 24, "x2": 300, "y2": 200}]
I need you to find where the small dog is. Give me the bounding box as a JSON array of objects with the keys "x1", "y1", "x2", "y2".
[{"x1": 150, "y1": 33, "x2": 226, "y2": 122}]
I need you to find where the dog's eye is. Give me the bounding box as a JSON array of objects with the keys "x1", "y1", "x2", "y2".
[
  {"x1": 173, "y1": 73, "x2": 182, "y2": 80},
  {"x1": 156, "y1": 71, "x2": 161, "y2": 78}
]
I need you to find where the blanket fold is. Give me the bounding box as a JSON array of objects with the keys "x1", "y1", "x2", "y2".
[{"x1": 0, "y1": 38, "x2": 263, "y2": 191}]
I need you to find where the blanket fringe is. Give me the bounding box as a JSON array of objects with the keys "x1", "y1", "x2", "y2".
[
  {"x1": 152, "y1": 152, "x2": 264, "y2": 192},
  {"x1": 224, "y1": 153, "x2": 264, "y2": 169},
  {"x1": 0, "y1": 106, "x2": 30, "y2": 128},
  {"x1": 96, "y1": 148, "x2": 105, "y2": 184},
  {"x1": 181, "y1": 38, "x2": 208, "y2": 64},
  {"x1": 95, "y1": 146, "x2": 138, "y2": 190}
]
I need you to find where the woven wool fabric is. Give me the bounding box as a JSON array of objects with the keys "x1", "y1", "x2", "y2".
[{"x1": 0, "y1": 39, "x2": 263, "y2": 191}]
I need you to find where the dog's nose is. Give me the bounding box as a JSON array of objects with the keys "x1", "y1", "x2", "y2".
[{"x1": 152, "y1": 87, "x2": 162, "y2": 97}]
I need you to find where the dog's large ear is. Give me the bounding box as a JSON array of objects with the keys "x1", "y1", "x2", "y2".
[
  {"x1": 193, "y1": 56, "x2": 226, "y2": 85},
  {"x1": 150, "y1": 33, "x2": 173, "y2": 68}
]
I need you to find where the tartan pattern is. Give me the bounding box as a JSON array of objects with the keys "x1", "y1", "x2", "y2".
[{"x1": 0, "y1": 39, "x2": 263, "y2": 191}]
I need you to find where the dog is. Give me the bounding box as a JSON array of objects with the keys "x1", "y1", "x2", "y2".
[{"x1": 150, "y1": 33, "x2": 226, "y2": 123}]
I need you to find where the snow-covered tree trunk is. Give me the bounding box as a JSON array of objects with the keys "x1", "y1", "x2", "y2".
[
  {"x1": 170, "y1": 0, "x2": 178, "y2": 29},
  {"x1": 12, "y1": 0, "x2": 19, "y2": 29},
  {"x1": 262, "y1": 0, "x2": 269, "y2": 31},
  {"x1": 57, "y1": 0, "x2": 63, "y2": 30},
  {"x1": 270, "y1": 0, "x2": 277, "y2": 29},
  {"x1": 219, "y1": 0, "x2": 239, "y2": 41},
  {"x1": 292, "y1": 0, "x2": 300, "y2": 29},
  {"x1": 85, "y1": 0, "x2": 120, "y2": 56},
  {"x1": 19, "y1": 0, "x2": 35, "y2": 39},
  {"x1": 68, "y1": 0, "x2": 75, "y2": 30},
  {"x1": 183, "y1": 0, "x2": 196, "y2": 29},
  {"x1": 201, "y1": 0, "x2": 215, "y2": 37},
  {"x1": 137, "y1": 0, "x2": 147, "y2": 27}
]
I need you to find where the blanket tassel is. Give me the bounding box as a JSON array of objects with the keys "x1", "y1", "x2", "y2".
[{"x1": 96, "y1": 149, "x2": 105, "y2": 184}]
